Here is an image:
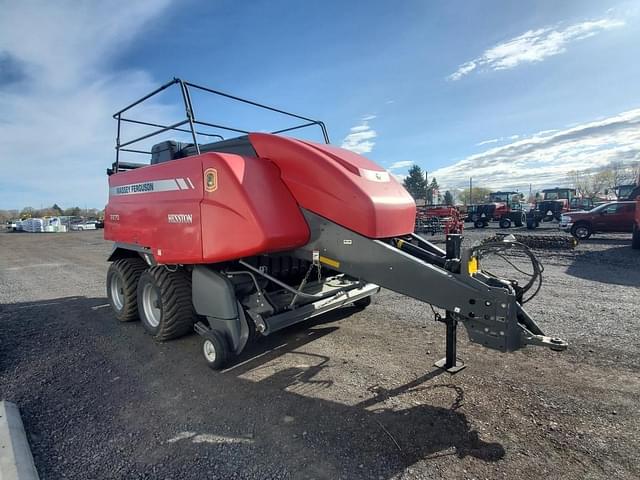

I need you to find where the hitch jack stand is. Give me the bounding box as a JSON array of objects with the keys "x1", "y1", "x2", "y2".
[{"x1": 434, "y1": 311, "x2": 466, "y2": 373}]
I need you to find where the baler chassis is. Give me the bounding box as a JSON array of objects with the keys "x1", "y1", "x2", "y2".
[{"x1": 104, "y1": 78, "x2": 567, "y2": 373}]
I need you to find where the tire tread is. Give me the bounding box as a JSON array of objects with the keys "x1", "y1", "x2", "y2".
[
  {"x1": 141, "y1": 266, "x2": 195, "y2": 341},
  {"x1": 108, "y1": 258, "x2": 147, "y2": 322}
]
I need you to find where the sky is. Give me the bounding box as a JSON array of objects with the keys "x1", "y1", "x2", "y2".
[{"x1": 1, "y1": 0, "x2": 639, "y2": 209}]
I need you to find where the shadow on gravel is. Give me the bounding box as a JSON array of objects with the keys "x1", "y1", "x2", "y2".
[
  {"x1": 579, "y1": 237, "x2": 633, "y2": 246},
  {"x1": 0, "y1": 296, "x2": 504, "y2": 479},
  {"x1": 566, "y1": 245, "x2": 640, "y2": 286}
]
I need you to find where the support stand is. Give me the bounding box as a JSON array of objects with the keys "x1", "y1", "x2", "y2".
[
  {"x1": 434, "y1": 234, "x2": 466, "y2": 373},
  {"x1": 434, "y1": 311, "x2": 466, "y2": 373}
]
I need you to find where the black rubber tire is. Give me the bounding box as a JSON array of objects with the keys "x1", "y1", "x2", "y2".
[
  {"x1": 137, "y1": 266, "x2": 195, "y2": 341},
  {"x1": 353, "y1": 296, "x2": 372, "y2": 308},
  {"x1": 632, "y1": 223, "x2": 640, "y2": 250},
  {"x1": 526, "y1": 219, "x2": 537, "y2": 230},
  {"x1": 474, "y1": 219, "x2": 486, "y2": 229},
  {"x1": 571, "y1": 222, "x2": 592, "y2": 240},
  {"x1": 202, "y1": 331, "x2": 229, "y2": 370},
  {"x1": 106, "y1": 258, "x2": 147, "y2": 322},
  {"x1": 499, "y1": 217, "x2": 512, "y2": 229},
  {"x1": 514, "y1": 213, "x2": 525, "y2": 227}
]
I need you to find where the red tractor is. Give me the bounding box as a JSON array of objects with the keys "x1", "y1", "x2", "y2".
[
  {"x1": 103, "y1": 78, "x2": 566, "y2": 371},
  {"x1": 468, "y1": 191, "x2": 526, "y2": 229},
  {"x1": 415, "y1": 205, "x2": 464, "y2": 236},
  {"x1": 526, "y1": 188, "x2": 593, "y2": 229}
]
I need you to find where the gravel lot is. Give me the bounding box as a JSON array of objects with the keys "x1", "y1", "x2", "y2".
[{"x1": 1, "y1": 225, "x2": 639, "y2": 479}]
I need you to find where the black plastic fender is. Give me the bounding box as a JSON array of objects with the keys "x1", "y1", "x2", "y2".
[{"x1": 192, "y1": 266, "x2": 250, "y2": 355}]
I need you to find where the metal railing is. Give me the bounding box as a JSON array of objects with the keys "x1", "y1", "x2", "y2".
[{"x1": 112, "y1": 78, "x2": 330, "y2": 173}]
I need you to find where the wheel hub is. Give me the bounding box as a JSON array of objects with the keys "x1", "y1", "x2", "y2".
[
  {"x1": 110, "y1": 275, "x2": 124, "y2": 311},
  {"x1": 203, "y1": 339, "x2": 217, "y2": 362},
  {"x1": 142, "y1": 283, "x2": 162, "y2": 327}
]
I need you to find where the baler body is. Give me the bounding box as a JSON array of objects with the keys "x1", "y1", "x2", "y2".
[{"x1": 105, "y1": 134, "x2": 416, "y2": 263}]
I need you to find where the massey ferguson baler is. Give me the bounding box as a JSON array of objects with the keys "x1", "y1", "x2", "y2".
[{"x1": 104, "y1": 78, "x2": 566, "y2": 371}]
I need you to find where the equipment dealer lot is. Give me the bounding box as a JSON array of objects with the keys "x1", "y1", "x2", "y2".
[{"x1": 0, "y1": 228, "x2": 638, "y2": 480}]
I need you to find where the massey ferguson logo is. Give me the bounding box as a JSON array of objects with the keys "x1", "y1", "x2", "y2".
[{"x1": 168, "y1": 213, "x2": 193, "y2": 224}]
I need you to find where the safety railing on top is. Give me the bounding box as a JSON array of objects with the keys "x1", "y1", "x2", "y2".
[{"x1": 112, "y1": 78, "x2": 330, "y2": 173}]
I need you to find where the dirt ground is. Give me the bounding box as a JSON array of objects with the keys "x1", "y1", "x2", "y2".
[{"x1": 1, "y1": 225, "x2": 638, "y2": 479}]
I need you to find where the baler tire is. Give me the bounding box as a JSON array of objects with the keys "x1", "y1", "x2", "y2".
[
  {"x1": 474, "y1": 220, "x2": 485, "y2": 229},
  {"x1": 353, "y1": 296, "x2": 372, "y2": 309},
  {"x1": 137, "y1": 266, "x2": 195, "y2": 341},
  {"x1": 202, "y1": 332, "x2": 229, "y2": 370},
  {"x1": 107, "y1": 258, "x2": 147, "y2": 322},
  {"x1": 499, "y1": 217, "x2": 512, "y2": 229}
]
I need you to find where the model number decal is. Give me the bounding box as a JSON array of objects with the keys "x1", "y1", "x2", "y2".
[
  {"x1": 168, "y1": 214, "x2": 193, "y2": 224},
  {"x1": 110, "y1": 214, "x2": 120, "y2": 221}
]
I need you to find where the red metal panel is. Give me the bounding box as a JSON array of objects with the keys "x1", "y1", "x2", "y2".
[
  {"x1": 249, "y1": 134, "x2": 416, "y2": 238},
  {"x1": 105, "y1": 157, "x2": 205, "y2": 264},
  {"x1": 199, "y1": 153, "x2": 309, "y2": 262},
  {"x1": 105, "y1": 152, "x2": 309, "y2": 264}
]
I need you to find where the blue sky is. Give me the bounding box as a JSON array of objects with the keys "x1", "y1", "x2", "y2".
[{"x1": 1, "y1": 0, "x2": 639, "y2": 209}]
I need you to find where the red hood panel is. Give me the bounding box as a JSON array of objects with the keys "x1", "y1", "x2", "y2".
[{"x1": 249, "y1": 133, "x2": 416, "y2": 238}]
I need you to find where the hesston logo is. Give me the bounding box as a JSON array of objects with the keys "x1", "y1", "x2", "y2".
[{"x1": 167, "y1": 213, "x2": 193, "y2": 224}]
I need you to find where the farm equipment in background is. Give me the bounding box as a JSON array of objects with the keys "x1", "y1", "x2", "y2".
[
  {"x1": 468, "y1": 191, "x2": 526, "y2": 229},
  {"x1": 526, "y1": 188, "x2": 593, "y2": 230},
  {"x1": 612, "y1": 184, "x2": 638, "y2": 200},
  {"x1": 414, "y1": 204, "x2": 464, "y2": 236},
  {"x1": 103, "y1": 78, "x2": 566, "y2": 373}
]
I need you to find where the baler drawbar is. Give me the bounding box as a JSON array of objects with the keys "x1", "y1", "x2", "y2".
[{"x1": 104, "y1": 78, "x2": 566, "y2": 371}]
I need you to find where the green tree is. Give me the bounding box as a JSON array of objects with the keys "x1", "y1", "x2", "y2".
[
  {"x1": 402, "y1": 165, "x2": 427, "y2": 200},
  {"x1": 443, "y1": 190, "x2": 454, "y2": 205},
  {"x1": 458, "y1": 186, "x2": 492, "y2": 205},
  {"x1": 64, "y1": 206, "x2": 82, "y2": 216},
  {"x1": 426, "y1": 177, "x2": 440, "y2": 204}
]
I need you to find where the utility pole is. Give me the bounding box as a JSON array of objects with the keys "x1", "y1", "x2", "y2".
[{"x1": 469, "y1": 177, "x2": 473, "y2": 205}]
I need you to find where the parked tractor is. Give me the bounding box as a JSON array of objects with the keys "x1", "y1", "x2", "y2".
[
  {"x1": 414, "y1": 205, "x2": 464, "y2": 236},
  {"x1": 526, "y1": 188, "x2": 593, "y2": 230},
  {"x1": 468, "y1": 191, "x2": 526, "y2": 229}
]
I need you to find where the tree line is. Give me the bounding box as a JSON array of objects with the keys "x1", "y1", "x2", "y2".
[
  {"x1": 0, "y1": 204, "x2": 104, "y2": 224},
  {"x1": 401, "y1": 160, "x2": 639, "y2": 205}
]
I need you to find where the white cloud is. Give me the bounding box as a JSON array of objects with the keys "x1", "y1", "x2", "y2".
[
  {"x1": 476, "y1": 138, "x2": 500, "y2": 146},
  {"x1": 449, "y1": 17, "x2": 624, "y2": 80},
  {"x1": 341, "y1": 116, "x2": 377, "y2": 154},
  {"x1": 0, "y1": 0, "x2": 173, "y2": 209},
  {"x1": 476, "y1": 135, "x2": 519, "y2": 146},
  {"x1": 432, "y1": 108, "x2": 640, "y2": 191},
  {"x1": 388, "y1": 160, "x2": 414, "y2": 170}
]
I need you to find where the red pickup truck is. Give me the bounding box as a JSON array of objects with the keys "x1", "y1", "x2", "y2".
[{"x1": 559, "y1": 201, "x2": 636, "y2": 240}]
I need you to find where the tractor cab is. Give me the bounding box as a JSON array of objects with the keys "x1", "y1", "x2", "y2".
[
  {"x1": 489, "y1": 191, "x2": 524, "y2": 211},
  {"x1": 541, "y1": 188, "x2": 575, "y2": 202},
  {"x1": 612, "y1": 184, "x2": 639, "y2": 201}
]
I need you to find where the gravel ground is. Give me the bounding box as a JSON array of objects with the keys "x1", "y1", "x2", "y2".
[{"x1": 1, "y1": 225, "x2": 639, "y2": 479}]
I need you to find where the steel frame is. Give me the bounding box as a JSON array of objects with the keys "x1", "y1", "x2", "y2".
[{"x1": 113, "y1": 78, "x2": 330, "y2": 173}]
